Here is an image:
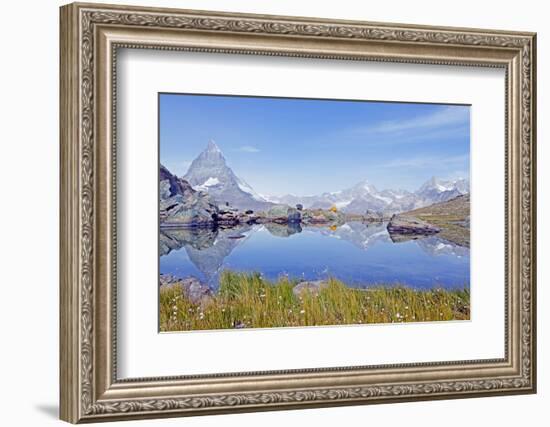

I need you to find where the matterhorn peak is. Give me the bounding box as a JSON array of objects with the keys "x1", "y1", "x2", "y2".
[
  {"x1": 192, "y1": 139, "x2": 225, "y2": 165},
  {"x1": 206, "y1": 139, "x2": 221, "y2": 153},
  {"x1": 183, "y1": 139, "x2": 272, "y2": 211}
]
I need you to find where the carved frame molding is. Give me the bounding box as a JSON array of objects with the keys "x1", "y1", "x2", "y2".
[{"x1": 60, "y1": 2, "x2": 536, "y2": 423}]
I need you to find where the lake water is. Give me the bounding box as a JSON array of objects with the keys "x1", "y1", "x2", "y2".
[{"x1": 159, "y1": 221, "x2": 470, "y2": 290}]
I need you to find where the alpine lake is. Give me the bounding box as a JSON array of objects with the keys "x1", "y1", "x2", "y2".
[{"x1": 160, "y1": 220, "x2": 470, "y2": 291}]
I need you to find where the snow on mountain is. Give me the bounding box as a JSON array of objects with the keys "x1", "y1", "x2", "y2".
[
  {"x1": 267, "y1": 176, "x2": 469, "y2": 215},
  {"x1": 195, "y1": 177, "x2": 220, "y2": 191},
  {"x1": 181, "y1": 140, "x2": 468, "y2": 215},
  {"x1": 414, "y1": 177, "x2": 469, "y2": 206},
  {"x1": 183, "y1": 140, "x2": 273, "y2": 211},
  {"x1": 235, "y1": 177, "x2": 266, "y2": 202}
]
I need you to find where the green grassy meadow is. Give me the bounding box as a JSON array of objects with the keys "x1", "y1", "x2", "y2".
[{"x1": 160, "y1": 271, "x2": 470, "y2": 332}]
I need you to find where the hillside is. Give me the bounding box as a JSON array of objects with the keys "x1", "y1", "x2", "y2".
[{"x1": 405, "y1": 194, "x2": 470, "y2": 247}]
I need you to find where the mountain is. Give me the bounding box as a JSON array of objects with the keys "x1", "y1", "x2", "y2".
[
  {"x1": 269, "y1": 180, "x2": 405, "y2": 212},
  {"x1": 405, "y1": 193, "x2": 470, "y2": 247},
  {"x1": 407, "y1": 192, "x2": 470, "y2": 218},
  {"x1": 159, "y1": 164, "x2": 218, "y2": 226},
  {"x1": 268, "y1": 177, "x2": 469, "y2": 215},
  {"x1": 414, "y1": 177, "x2": 469, "y2": 206},
  {"x1": 183, "y1": 140, "x2": 273, "y2": 211},
  {"x1": 178, "y1": 140, "x2": 468, "y2": 215}
]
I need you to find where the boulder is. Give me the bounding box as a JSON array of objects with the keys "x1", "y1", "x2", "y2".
[
  {"x1": 266, "y1": 204, "x2": 301, "y2": 224},
  {"x1": 301, "y1": 208, "x2": 345, "y2": 225},
  {"x1": 387, "y1": 214, "x2": 440, "y2": 235},
  {"x1": 287, "y1": 207, "x2": 301, "y2": 223},
  {"x1": 239, "y1": 211, "x2": 261, "y2": 225},
  {"x1": 160, "y1": 275, "x2": 213, "y2": 305},
  {"x1": 216, "y1": 209, "x2": 240, "y2": 226},
  {"x1": 160, "y1": 165, "x2": 219, "y2": 227},
  {"x1": 159, "y1": 273, "x2": 181, "y2": 286},
  {"x1": 293, "y1": 280, "x2": 328, "y2": 296},
  {"x1": 267, "y1": 204, "x2": 290, "y2": 219}
]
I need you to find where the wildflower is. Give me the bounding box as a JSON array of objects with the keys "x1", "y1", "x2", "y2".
[{"x1": 300, "y1": 309, "x2": 305, "y2": 314}]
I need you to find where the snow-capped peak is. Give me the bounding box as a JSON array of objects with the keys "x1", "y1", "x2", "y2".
[
  {"x1": 415, "y1": 177, "x2": 470, "y2": 204},
  {"x1": 206, "y1": 139, "x2": 221, "y2": 153},
  {"x1": 183, "y1": 140, "x2": 272, "y2": 210}
]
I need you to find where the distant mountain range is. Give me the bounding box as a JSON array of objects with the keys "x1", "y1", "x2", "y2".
[
  {"x1": 176, "y1": 140, "x2": 469, "y2": 214},
  {"x1": 267, "y1": 176, "x2": 469, "y2": 214}
]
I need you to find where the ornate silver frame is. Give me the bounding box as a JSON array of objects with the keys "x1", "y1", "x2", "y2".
[{"x1": 60, "y1": 2, "x2": 537, "y2": 423}]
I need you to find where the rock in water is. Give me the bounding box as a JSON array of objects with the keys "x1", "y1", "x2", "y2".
[
  {"x1": 267, "y1": 204, "x2": 289, "y2": 219},
  {"x1": 216, "y1": 208, "x2": 240, "y2": 226},
  {"x1": 266, "y1": 204, "x2": 301, "y2": 224},
  {"x1": 301, "y1": 208, "x2": 345, "y2": 225},
  {"x1": 287, "y1": 207, "x2": 301, "y2": 223},
  {"x1": 387, "y1": 214, "x2": 440, "y2": 235}
]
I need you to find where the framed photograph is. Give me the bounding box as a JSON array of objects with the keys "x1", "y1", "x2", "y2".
[{"x1": 60, "y1": 2, "x2": 537, "y2": 423}]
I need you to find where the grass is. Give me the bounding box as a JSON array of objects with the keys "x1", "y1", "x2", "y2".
[
  {"x1": 414, "y1": 213, "x2": 470, "y2": 247},
  {"x1": 160, "y1": 271, "x2": 470, "y2": 332},
  {"x1": 406, "y1": 194, "x2": 470, "y2": 247}
]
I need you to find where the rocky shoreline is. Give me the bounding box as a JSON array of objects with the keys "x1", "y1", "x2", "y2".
[
  {"x1": 160, "y1": 201, "x2": 391, "y2": 230},
  {"x1": 159, "y1": 163, "x2": 467, "y2": 247},
  {"x1": 160, "y1": 273, "x2": 369, "y2": 306}
]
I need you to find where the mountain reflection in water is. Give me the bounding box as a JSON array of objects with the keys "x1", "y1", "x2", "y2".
[{"x1": 159, "y1": 222, "x2": 470, "y2": 290}]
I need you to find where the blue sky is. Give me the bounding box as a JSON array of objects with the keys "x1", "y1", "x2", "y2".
[{"x1": 160, "y1": 93, "x2": 470, "y2": 196}]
